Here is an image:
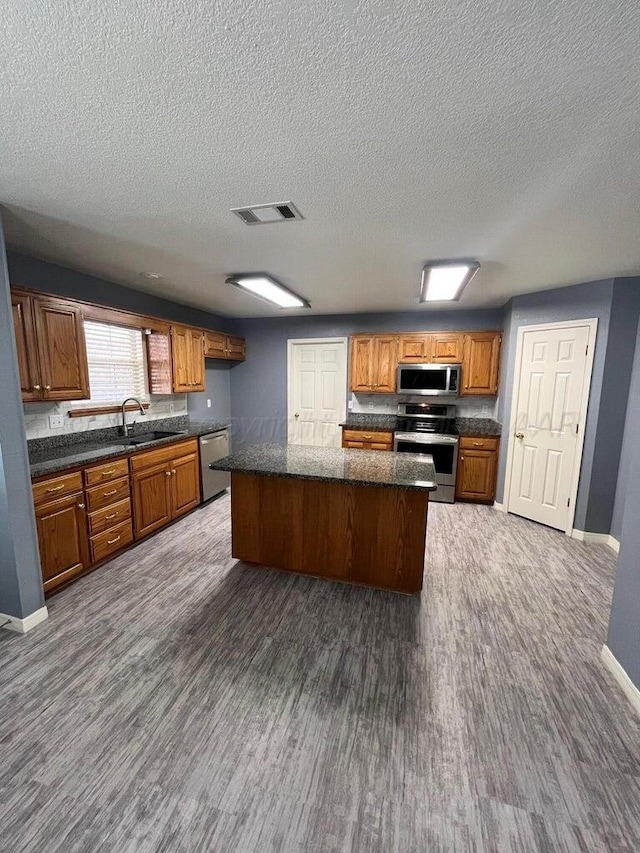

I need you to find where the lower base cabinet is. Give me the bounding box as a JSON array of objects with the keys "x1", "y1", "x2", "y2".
[
  {"x1": 455, "y1": 436, "x2": 499, "y2": 503},
  {"x1": 131, "y1": 439, "x2": 201, "y2": 539},
  {"x1": 33, "y1": 437, "x2": 202, "y2": 594},
  {"x1": 341, "y1": 428, "x2": 393, "y2": 451},
  {"x1": 35, "y1": 492, "x2": 89, "y2": 593}
]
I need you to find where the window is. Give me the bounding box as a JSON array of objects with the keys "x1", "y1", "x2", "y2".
[{"x1": 78, "y1": 320, "x2": 148, "y2": 405}]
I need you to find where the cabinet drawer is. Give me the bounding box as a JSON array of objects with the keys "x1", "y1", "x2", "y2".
[
  {"x1": 129, "y1": 439, "x2": 198, "y2": 472},
  {"x1": 33, "y1": 471, "x2": 83, "y2": 505},
  {"x1": 84, "y1": 457, "x2": 129, "y2": 487},
  {"x1": 86, "y1": 476, "x2": 131, "y2": 512},
  {"x1": 342, "y1": 429, "x2": 393, "y2": 444},
  {"x1": 459, "y1": 436, "x2": 499, "y2": 451},
  {"x1": 90, "y1": 519, "x2": 133, "y2": 563},
  {"x1": 87, "y1": 498, "x2": 132, "y2": 535}
]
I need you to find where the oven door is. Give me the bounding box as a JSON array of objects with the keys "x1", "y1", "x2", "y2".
[
  {"x1": 397, "y1": 364, "x2": 460, "y2": 396},
  {"x1": 393, "y1": 434, "x2": 459, "y2": 485}
]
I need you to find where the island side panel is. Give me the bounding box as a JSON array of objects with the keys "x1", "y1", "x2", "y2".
[{"x1": 230, "y1": 472, "x2": 428, "y2": 593}]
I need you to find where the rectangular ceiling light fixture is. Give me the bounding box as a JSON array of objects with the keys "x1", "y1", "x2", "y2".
[
  {"x1": 230, "y1": 201, "x2": 303, "y2": 225},
  {"x1": 420, "y1": 260, "x2": 480, "y2": 302},
  {"x1": 226, "y1": 273, "x2": 310, "y2": 309}
]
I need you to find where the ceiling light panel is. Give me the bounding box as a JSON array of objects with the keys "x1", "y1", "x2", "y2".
[
  {"x1": 230, "y1": 201, "x2": 303, "y2": 225},
  {"x1": 226, "y1": 273, "x2": 310, "y2": 309},
  {"x1": 420, "y1": 261, "x2": 480, "y2": 302}
]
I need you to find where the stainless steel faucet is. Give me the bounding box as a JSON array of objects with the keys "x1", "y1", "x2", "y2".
[{"x1": 121, "y1": 398, "x2": 146, "y2": 436}]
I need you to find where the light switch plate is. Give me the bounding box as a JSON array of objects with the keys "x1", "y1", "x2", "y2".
[{"x1": 48, "y1": 414, "x2": 64, "y2": 429}]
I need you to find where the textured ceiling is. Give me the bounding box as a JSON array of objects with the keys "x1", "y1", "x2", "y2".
[{"x1": 2, "y1": 0, "x2": 640, "y2": 317}]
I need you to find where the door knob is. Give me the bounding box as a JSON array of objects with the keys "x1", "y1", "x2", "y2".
[
  {"x1": 294, "y1": 413, "x2": 299, "y2": 419},
  {"x1": 515, "y1": 432, "x2": 525, "y2": 439}
]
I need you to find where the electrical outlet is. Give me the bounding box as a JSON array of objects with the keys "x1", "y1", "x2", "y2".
[
  {"x1": 169, "y1": 402, "x2": 174, "y2": 413},
  {"x1": 482, "y1": 405, "x2": 489, "y2": 415},
  {"x1": 207, "y1": 399, "x2": 212, "y2": 409},
  {"x1": 368, "y1": 401, "x2": 374, "y2": 410},
  {"x1": 347, "y1": 399, "x2": 353, "y2": 411},
  {"x1": 48, "y1": 414, "x2": 64, "y2": 429}
]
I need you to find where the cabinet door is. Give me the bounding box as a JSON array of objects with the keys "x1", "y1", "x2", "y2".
[
  {"x1": 204, "y1": 331, "x2": 227, "y2": 358},
  {"x1": 11, "y1": 292, "x2": 41, "y2": 401},
  {"x1": 349, "y1": 336, "x2": 374, "y2": 392},
  {"x1": 188, "y1": 329, "x2": 205, "y2": 390},
  {"x1": 462, "y1": 332, "x2": 501, "y2": 395},
  {"x1": 373, "y1": 336, "x2": 398, "y2": 393},
  {"x1": 226, "y1": 336, "x2": 246, "y2": 361},
  {"x1": 455, "y1": 449, "x2": 497, "y2": 502},
  {"x1": 132, "y1": 462, "x2": 172, "y2": 539},
  {"x1": 431, "y1": 333, "x2": 463, "y2": 363},
  {"x1": 398, "y1": 334, "x2": 430, "y2": 363},
  {"x1": 35, "y1": 493, "x2": 89, "y2": 592},
  {"x1": 33, "y1": 297, "x2": 90, "y2": 401},
  {"x1": 170, "y1": 452, "x2": 201, "y2": 518},
  {"x1": 170, "y1": 325, "x2": 191, "y2": 392}
]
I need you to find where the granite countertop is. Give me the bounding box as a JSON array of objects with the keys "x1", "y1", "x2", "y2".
[
  {"x1": 339, "y1": 413, "x2": 400, "y2": 431},
  {"x1": 210, "y1": 443, "x2": 437, "y2": 491},
  {"x1": 29, "y1": 417, "x2": 230, "y2": 479},
  {"x1": 455, "y1": 418, "x2": 502, "y2": 437}
]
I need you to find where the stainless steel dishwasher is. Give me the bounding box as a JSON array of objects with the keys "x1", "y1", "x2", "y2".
[{"x1": 199, "y1": 429, "x2": 231, "y2": 501}]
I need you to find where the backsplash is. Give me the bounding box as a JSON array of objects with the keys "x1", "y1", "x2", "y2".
[
  {"x1": 349, "y1": 393, "x2": 499, "y2": 419},
  {"x1": 22, "y1": 396, "x2": 188, "y2": 440}
]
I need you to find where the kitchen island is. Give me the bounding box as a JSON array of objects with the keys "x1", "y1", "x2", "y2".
[{"x1": 210, "y1": 444, "x2": 437, "y2": 594}]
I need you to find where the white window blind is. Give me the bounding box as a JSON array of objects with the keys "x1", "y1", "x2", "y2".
[{"x1": 78, "y1": 321, "x2": 148, "y2": 405}]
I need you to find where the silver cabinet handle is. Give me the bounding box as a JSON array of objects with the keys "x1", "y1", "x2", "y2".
[
  {"x1": 101, "y1": 469, "x2": 116, "y2": 477},
  {"x1": 107, "y1": 536, "x2": 121, "y2": 545},
  {"x1": 103, "y1": 489, "x2": 117, "y2": 497},
  {"x1": 33, "y1": 384, "x2": 41, "y2": 391},
  {"x1": 44, "y1": 385, "x2": 51, "y2": 391},
  {"x1": 46, "y1": 484, "x2": 65, "y2": 493}
]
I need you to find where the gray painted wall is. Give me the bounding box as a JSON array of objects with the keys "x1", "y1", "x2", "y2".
[
  {"x1": 187, "y1": 363, "x2": 232, "y2": 424},
  {"x1": 7, "y1": 251, "x2": 230, "y2": 331},
  {"x1": 606, "y1": 325, "x2": 640, "y2": 689},
  {"x1": 496, "y1": 280, "x2": 615, "y2": 532},
  {"x1": 0, "y1": 222, "x2": 46, "y2": 619},
  {"x1": 227, "y1": 309, "x2": 503, "y2": 450}
]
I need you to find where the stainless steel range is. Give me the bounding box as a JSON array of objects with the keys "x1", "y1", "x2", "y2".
[{"x1": 394, "y1": 402, "x2": 458, "y2": 503}]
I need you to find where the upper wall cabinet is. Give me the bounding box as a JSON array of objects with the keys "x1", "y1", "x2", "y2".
[
  {"x1": 11, "y1": 290, "x2": 90, "y2": 402},
  {"x1": 398, "y1": 332, "x2": 463, "y2": 364},
  {"x1": 350, "y1": 335, "x2": 398, "y2": 393},
  {"x1": 203, "y1": 332, "x2": 246, "y2": 362},
  {"x1": 170, "y1": 325, "x2": 205, "y2": 392},
  {"x1": 461, "y1": 331, "x2": 501, "y2": 395}
]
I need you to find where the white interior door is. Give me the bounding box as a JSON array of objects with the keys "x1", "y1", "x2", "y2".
[
  {"x1": 507, "y1": 323, "x2": 595, "y2": 531},
  {"x1": 288, "y1": 339, "x2": 348, "y2": 446}
]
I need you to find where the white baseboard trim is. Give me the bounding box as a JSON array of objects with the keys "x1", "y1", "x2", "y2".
[
  {"x1": 0, "y1": 606, "x2": 49, "y2": 634},
  {"x1": 571, "y1": 529, "x2": 620, "y2": 552},
  {"x1": 601, "y1": 645, "x2": 640, "y2": 716},
  {"x1": 493, "y1": 502, "x2": 507, "y2": 512}
]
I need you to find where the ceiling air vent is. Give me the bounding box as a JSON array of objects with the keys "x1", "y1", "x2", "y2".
[{"x1": 230, "y1": 201, "x2": 303, "y2": 225}]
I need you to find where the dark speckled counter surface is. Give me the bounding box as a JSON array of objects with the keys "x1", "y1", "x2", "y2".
[
  {"x1": 210, "y1": 443, "x2": 437, "y2": 491},
  {"x1": 339, "y1": 414, "x2": 400, "y2": 431},
  {"x1": 29, "y1": 416, "x2": 230, "y2": 479},
  {"x1": 455, "y1": 418, "x2": 502, "y2": 437}
]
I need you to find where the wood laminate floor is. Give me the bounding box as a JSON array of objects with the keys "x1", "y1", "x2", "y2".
[{"x1": 1, "y1": 496, "x2": 639, "y2": 852}]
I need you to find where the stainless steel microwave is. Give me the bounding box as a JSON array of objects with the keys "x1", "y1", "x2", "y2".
[{"x1": 396, "y1": 363, "x2": 461, "y2": 396}]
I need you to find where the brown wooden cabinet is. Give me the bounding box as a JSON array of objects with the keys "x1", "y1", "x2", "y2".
[
  {"x1": 11, "y1": 290, "x2": 90, "y2": 402},
  {"x1": 34, "y1": 489, "x2": 89, "y2": 593},
  {"x1": 171, "y1": 325, "x2": 205, "y2": 392},
  {"x1": 398, "y1": 334, "x2": 431, "y2": 363},
  {"x1": 431, "y1": 332, "x2": 463, "y2": 363},
  {"x1": 342, "y1": 428, "x2": 393, "y2": 451},
  {"x1": 131, "y1": 439, "x2": 201, "y2": 539},
  {"x1": 132, "y1": 461, "x2": 173, "y2": 538},
  {"x1": 349, "y1": 335, "x2": 398, "y2": 393},
  {"x1": 455, "y1": 436, "x2": 499, "y2": 503},
  {"x1": 204, "y1": 332, "x2": 246, "y2": 361},
  {"x1": 461, "y1": 332, "x2": 501, "y2": 395}
]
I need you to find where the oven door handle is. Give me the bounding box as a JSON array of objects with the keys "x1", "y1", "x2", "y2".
[{"x1": 394, "y1": 435, "x2": 459, "y2": 444}]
